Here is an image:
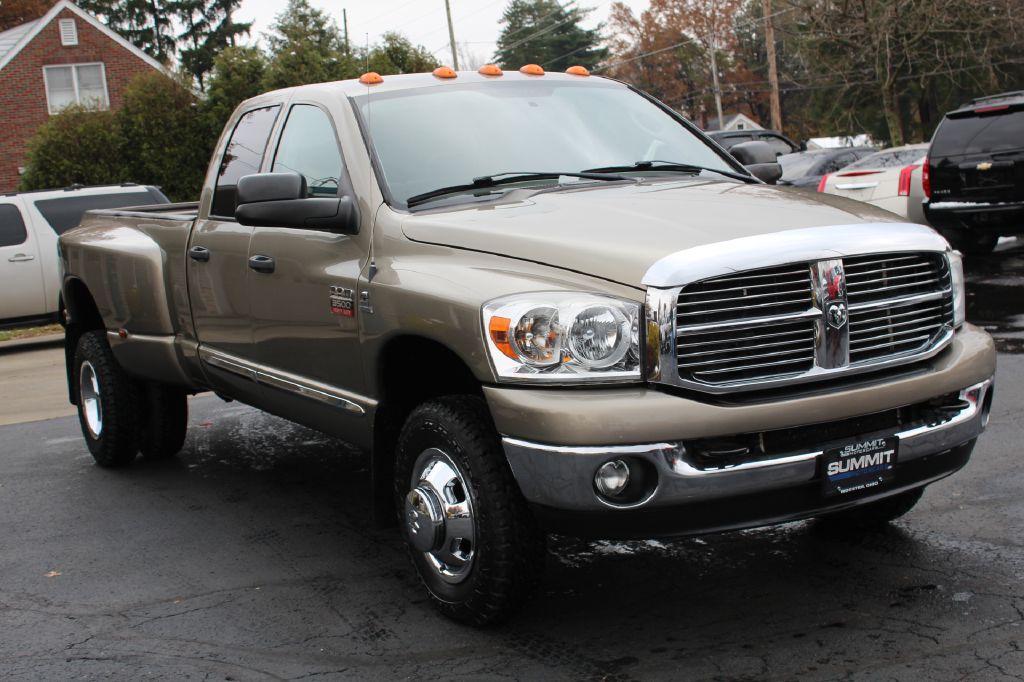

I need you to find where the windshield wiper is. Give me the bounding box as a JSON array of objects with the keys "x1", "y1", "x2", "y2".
[
  {"x1": 406, "y1": 171, "x2": 630, "y2": 208},
  {"x1": 583, "y1": 160, "x2": 757, "y2": 184}
]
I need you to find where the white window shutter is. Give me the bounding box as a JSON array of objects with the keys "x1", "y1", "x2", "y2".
[{"x1": 59, "y1": 19, "x2": 78, "y2": 47}]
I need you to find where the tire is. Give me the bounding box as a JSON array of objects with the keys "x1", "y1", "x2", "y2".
[
  {"x1": 817, "y1": 487, "x2": 924, "y2": 530},
  {"x1": 139, "y1": 384, "x2": 188, "y2": 461},
  {"x1": 941, "y1": 228, "x2": 998, "y2": 255},
  {"x1": 394, "y1": 395, "x2": 546, "y2": 625},
  {"x1": 74, "y1": 330, "x2": 142, "y2": 467}
]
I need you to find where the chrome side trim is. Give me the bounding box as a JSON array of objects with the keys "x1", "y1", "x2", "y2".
[
  {"x1": 642, "y1": 222, "x2": 948, "y2": 288},
  {"x1": 198, "y1": 346, "x2": 369, "y2": 415}
]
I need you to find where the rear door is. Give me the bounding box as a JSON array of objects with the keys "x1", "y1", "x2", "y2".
[
  {"x1": 187, "y1": 104, "x2": 282, "y2": 398},
  {"x1": 246, "y1": 101, "x2": 372, "y2": 433},
  {"x1": 0, "y1": 199, "x2": 47, "y2": 321}
]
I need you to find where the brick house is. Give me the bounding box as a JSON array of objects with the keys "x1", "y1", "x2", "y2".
[{"x1": 0, "y1": 1, "x2": 165, "y2": 192}]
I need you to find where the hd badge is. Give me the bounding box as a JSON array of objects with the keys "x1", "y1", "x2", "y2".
[{"x1": 329, "y1": 286, "x2": 355, "y2": 317}]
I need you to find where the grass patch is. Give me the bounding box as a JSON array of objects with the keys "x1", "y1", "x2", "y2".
[{"x1": 0, "y1": 324, "x2": 63, "y2": 343}]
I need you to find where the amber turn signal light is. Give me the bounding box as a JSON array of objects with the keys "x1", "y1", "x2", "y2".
[
  {"x1": 359, "y1": 72, "x2": 383, "y2": 85},
  {"x1": 433, "y1": 66, "x2": 457, "y2": 78},
  {"x1": 519, "y1": 64, "x2": 544, "y2": 76},
  {"x1": 488, "y1": 316, "x2": 517, "y2": 360},
  {"x1": 478, "y1": 64, "x2": 503, "y2": 76},
  {"x1": 566, "y1": 65, "x2": 590, "y2": 76}
]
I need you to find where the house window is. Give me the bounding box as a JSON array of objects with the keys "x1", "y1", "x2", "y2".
[
  {"x1": 59, "y1": 19, "x2": 78, "y2": 46},
  {"x1": 43, "y1": 63, "x2": 109, "y2": 114}
]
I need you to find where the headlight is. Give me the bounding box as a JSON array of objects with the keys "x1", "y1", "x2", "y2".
[
  {"x1": 948, "y1": 250, "x2": 965, "y2": 327},
  {"x1": 483, "y1": 293, "x2": 642, "y2": 382}
]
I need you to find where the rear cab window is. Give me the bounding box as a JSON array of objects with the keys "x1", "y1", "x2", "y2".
[
  {"x1": 0, "y1": 204, "x2": 28, "y2": 247},
  {"x1": 211, "y1": 105, "x2": 281, "y2": 218}
]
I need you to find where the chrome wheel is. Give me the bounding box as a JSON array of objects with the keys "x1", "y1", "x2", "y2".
[
  {"x1": 79, "y1": 360, "x2": 103, "y2": 439},
  {"x1": 404, "y1": 448, "x2": 475, "y2": 585}
]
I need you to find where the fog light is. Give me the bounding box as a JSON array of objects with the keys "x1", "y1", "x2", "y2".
[{"x1": 595, "y1": 459, "x2": 630, "y2": 497}]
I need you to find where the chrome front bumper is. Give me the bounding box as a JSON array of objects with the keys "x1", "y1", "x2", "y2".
[{"x1": 502, "y1": 379, "x2": 993, "y2": 513}]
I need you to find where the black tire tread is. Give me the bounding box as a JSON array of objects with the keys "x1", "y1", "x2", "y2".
[
  {"x1": 395, "y1": 395, "x2": 545, "y2": 626},
  {"x1": 139, "y1": 384, "x2": 188, "y2": 460},
  {"x1": 74, "y1": 330, "x2": 142, "y2": 467}
]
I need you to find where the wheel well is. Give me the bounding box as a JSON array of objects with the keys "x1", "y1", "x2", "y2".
[
  {"x1": 62, "y1": 278, "x2": 104, "y2": 404},
  {"x1": 371, "y1": 336, "x2": 485, "y2": 525}
]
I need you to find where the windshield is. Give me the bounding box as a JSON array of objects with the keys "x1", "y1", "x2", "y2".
[
  {"x1": 932, "y1": 109, "x2": 1024, "y2": 156},
  {"x1": 354, "y1": 80, "x2": 735, "y2": 206}
]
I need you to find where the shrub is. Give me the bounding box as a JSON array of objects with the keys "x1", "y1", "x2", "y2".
[{"x1": 19, "y1": 106, "x2": 130, "y2": 191}]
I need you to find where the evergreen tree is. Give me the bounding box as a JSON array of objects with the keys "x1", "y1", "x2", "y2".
[
  {"x1": 173, "y1": 0, "x2": 251, "y2": 89},
  {"x1": 494, "y1": 0, "x2": 608, "y2": 71},
  {"x1": 78, "y1": 0, "x2": 176, "y2": 62},
  {"x1": 367, "y1": 32, "x2": 439, "y2": 74},
  {"x1": 263, "y1": 0, "x2": 357, "y2": 90},
  {"x1": 203, "y1": 46, "x2": 267, "y2": 131}
]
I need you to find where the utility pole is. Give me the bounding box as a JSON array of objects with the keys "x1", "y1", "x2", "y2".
[
  {"x1": 444, "y1": 0, "x2": 460, "y2": 70},
  {"x1": 342, "y1": 8, "x2": 349, "y2": 53},
  {"x1": 709, "y1": 39, "x2": 724, "y2": 128},
  {"x1": 763, "y1": 0, "x2": 782, "y2": 131}
]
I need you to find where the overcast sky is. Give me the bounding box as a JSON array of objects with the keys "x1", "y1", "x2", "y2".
[{"x1": 235, "y1": 0, "x2": 651, "y2": 66}]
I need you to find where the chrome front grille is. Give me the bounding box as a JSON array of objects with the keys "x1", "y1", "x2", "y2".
[
  {"x1": 670, "y1": 251, "x2": 954, "y2": 391},
  {"x1": 676, "y1": 265, "x2": 815, "y2": 383},
  {"x1": 846, "y1": 253, "x2": 952, "y2": 363}
]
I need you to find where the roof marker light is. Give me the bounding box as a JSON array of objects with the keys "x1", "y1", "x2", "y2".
[
  {"x1": 520, "y1": 64, "x2": 544, "y2": 76},
  {"x1": 479, "y1": 64, "x2": 503, "y2": 76},
  {"x1": 359, "y1": 72, "x2": 383, "y2": 85},
  {"x1": 433, "y1": 66, "x2": 457, "y2": 79},
  {"x1": 566, "y1": 65, "x2": 590, "y2": 76}
]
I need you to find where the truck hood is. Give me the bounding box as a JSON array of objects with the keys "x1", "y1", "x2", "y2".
[{"x1": 401, "y1": 179, "x2": 907, "y2": 289}]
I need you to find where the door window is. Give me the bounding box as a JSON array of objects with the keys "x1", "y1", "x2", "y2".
[
  {"x1": 272, "y1": 105, "x2": 345, "y2": 197},
  {"x1": 211, "y1": 105, "x2": 281, "y2": 218},
  {"x1": 0, "y1": 205, "x2": 27, "y2": 247}
]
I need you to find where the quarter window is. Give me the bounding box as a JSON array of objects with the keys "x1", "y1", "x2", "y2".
[
  {"x1": 211, "y1": 105, "x2": 281, "y2": 218},
  {"x1": 43, "y1": 64, "x2": 108, "y2": 114},
  {"x1": 272, "y1": 105, "x2": 344, "y2": 197},
  {"x1": 0, "y1": 205, "x2": 28, "y2": 248}
]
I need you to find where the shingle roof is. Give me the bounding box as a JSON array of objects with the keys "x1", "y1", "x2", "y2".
[{"x1": 0, "y1": 18, "x2": 39, "y2": 62}]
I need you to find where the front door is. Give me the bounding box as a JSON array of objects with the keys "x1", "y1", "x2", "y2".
[
  {"x1": 187, "y1": 104, "x2": 281, "y2": 398},
  {"x1": 246, "y1": 103, "x2": 372, "y2": 437},
  {"x1": 0, "y1": 200, "x2": 46, "y2": 321}
]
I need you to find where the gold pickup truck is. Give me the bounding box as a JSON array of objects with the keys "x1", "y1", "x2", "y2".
[{"x1": 58, "y1": 67, "x2": 996, "y2": 625}]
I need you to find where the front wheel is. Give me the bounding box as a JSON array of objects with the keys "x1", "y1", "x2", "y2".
[
  {"x1": 74, "y1": 330, "x2": 142, "y2": 467},
  {"x1": 395, "y1": 396, "x2": 545, "y2": 625}
]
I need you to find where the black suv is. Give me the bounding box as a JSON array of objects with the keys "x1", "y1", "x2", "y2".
[{"x1": 924, "y1": 91, "x2": 1024, "y2": 254}]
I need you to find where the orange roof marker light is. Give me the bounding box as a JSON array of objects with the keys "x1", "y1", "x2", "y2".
[
  {"x1": 519, "y1": 63, "x2": 545, "y2": 76},
  {"x1": 479, "y1": 64, "x2": 503, "y2": 76},
  {"x1": 566, "y1": 65, "x2": 590, "y2": 77},
  {"x1": 433, "y1": 66, "x2": 457, "y2": 79},
  {"x1": 358, "y1": 71, "x2": 383, "y2": 85}
]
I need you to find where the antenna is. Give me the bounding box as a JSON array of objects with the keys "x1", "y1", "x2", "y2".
[{"x1": 364, "y1": 32, "x2": 377, "y2": 281}]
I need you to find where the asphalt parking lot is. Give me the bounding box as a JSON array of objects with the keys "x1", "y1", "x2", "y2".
[{"x1": 1, "y1": 242, "x2": 1023, "y2": 681}]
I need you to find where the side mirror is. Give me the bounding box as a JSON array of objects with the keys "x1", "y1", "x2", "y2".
[
  {"x1": 234, "y1": 172, "x2": 359, "y2": 234},
  {"x1": 729, "y1": 141, "x2": 783, "y2": 185}
]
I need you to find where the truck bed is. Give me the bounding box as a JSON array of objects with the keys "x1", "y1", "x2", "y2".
[{"x1": 87, "y1": 201, "x2": 199, "y2": 222}]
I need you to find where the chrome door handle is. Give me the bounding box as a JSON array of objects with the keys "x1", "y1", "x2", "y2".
[{"x1": 7, "y1": 254, "x2": 35, "y2": 262}]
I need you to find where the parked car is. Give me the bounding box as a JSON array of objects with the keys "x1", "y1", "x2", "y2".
[
  {"x1": 818, "y1": 143, "x2": 930, "y2": 223},
  {"x1": 59, "y1": 69, "x2": 994, "y2": 625},
  {"x1": 0, "y1": 184, "x2": 168, "y2": 329},
  {"x1": 924, "y1": 91, "x2": 1024, "y2": 254},
  {"x1": 707, "y1": 129, "x2": 800, "y2": 157},
  {"x1": 776, "y1": 147, "x2": 875, "y2": 189}
]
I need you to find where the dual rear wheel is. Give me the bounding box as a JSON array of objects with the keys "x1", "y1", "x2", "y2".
[{"x1": 74, "y1": 330, "x2": 188, "y2": 467}]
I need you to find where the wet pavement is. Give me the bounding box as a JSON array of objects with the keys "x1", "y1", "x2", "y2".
[{"x1": 0, "y1": 242, "x2": 1022, "y2": 680}]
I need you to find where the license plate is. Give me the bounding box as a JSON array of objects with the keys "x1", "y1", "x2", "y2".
[{"x1": 822, "y1": 436, "x2": 898, "y2": 497}]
